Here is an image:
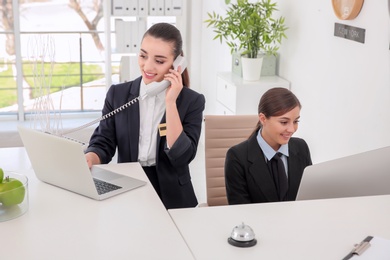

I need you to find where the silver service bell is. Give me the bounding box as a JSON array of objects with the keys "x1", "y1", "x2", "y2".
[{"x1": 227, "y1": 222, "x2": 257, "y2": 247}]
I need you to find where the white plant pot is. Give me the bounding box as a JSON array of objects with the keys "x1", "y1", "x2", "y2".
[{"x1": 241, "y1": 56, "x2": 264, "y2": 81}]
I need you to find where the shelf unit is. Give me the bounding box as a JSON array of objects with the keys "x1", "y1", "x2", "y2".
[
  {"x1": 216, "y1": 72, "x2": 290, "y2": 115},
  {"x1": 103, "y1": 0, "x2": 186, "y2": 87}
]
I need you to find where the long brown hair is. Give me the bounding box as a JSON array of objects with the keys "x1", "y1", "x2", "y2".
[
  {"x1": 249, "y1": 87, "x2": 301, "y2": 138},
  {"x1": 142, "y1": 23, "x2": 190, "y2": 88}
]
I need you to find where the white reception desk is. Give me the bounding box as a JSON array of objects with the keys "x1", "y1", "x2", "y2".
[
  {"x1": 3, "y1": 147, "x2": 390, "y2": 260},
  {"x1": 0, "y1": 148, "x2": 194, "y2": 260},
  {"x1": 169, "y1": 195, "x2": 390, "y2": 260}
]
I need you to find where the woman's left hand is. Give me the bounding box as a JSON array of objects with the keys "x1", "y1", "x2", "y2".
[{"x1": 164, "y1": 66, "x2": 183, "y2": 104}]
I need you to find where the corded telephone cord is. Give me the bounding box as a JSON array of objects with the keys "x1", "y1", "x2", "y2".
[{"x1": 59, "y1": 95, "x2": 141, "y2": 136}]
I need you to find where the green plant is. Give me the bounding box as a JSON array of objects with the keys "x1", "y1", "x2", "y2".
[{"x1": 205, "y1": 0, "x2": 288, "y2": 58}]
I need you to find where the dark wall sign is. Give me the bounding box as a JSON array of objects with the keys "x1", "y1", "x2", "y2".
[{"x1": 334, "y1": 23, "x2": 366, "y2": 44}]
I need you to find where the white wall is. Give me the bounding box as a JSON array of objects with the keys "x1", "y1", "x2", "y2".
[
  {"x1": 194, "y1": 0, "x2": 390, "y2": 163},
  {"x1": 185, "y1": 0, "x2": 203, "y2": 93},
  {"x1": 198, "y1": 1, "x2": 232, "y2": 114}
]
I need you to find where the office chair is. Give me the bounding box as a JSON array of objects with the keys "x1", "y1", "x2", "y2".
[{"x1": 203, "y1": 114, "x2": 259, "y2": 206}]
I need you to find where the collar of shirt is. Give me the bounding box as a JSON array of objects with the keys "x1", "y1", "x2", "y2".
[
  {"x1": 140, "y1": 80, "x2": 147, "y2": 100},
  {"x1": 256, "y1": 129, "x2": 289, "y2": 161},
  {"x1": 140, "y1": 80, "x2": 166, "y2": 100}
]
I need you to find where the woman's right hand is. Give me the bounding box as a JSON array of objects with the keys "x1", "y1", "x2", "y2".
[{"x1": 85, "y1": 152, "x2": 101, "y2": 169}]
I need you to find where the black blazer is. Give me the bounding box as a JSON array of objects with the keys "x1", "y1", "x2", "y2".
[
  {"x1": 225, "y1": 134, "x2": 312, "y2": 205},
  {"x1": 86, "y1": 77, "x2": 205, "y2": 209}
]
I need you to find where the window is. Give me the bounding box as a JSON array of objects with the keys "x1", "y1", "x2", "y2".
[
  {"x1": 0, "y1": 0, "x2": 183, "y2": 121},
  {"x1": 0, "y1": 0, "x2": 107, "y2": 118}
]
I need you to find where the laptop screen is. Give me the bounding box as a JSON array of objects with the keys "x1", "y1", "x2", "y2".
[{"x1": 296, "y1": 146, "x2": 390, "y2": 200}]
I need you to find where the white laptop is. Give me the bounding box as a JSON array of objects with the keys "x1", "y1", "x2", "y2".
[
  {"x1": 18, "y1": 126, "x2": 146, "y2": 200},
  {"x1": 296, "y1": 146, "x2": 390, "y2": 200}
]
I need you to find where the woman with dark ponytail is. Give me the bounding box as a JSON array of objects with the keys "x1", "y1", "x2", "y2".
[
  {"x1": 85, "y1": 23, "x2": 205, "y2": 209},
  {"x1": 225, "y1": 87, "x2": 312, "y2": 205}
]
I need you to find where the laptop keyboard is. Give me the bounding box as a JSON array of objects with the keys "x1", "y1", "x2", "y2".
[{"x1": 93, "y1": 178, "x2": 122, "y2": 195}]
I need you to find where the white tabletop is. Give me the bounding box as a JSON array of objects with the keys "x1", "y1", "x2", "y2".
[
  {"x1": 0, "y1": 146, "x2": 31, "y2": 171},
  {"x1": 0, "y1": 147, "x2": 194, "y2": 260},
  {"x1": 169, "y1": 195, "x2": 390, "y2": 260}
]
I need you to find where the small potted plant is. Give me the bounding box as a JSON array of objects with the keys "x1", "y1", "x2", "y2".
[{"x1": 205, "y1": 0, "x2": 288, "y2": 81}]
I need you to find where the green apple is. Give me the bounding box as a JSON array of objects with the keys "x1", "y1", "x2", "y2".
[
  {"x1": 0, "y1": 167, "x2": 3, "y2": 183},
  {"x1": 0, "y1": 169, "x2": 26, "y2": 207}
]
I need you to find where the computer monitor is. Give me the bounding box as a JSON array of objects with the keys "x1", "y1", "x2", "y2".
[{"x1": 296, "y1": 146, "x2": 390, "y2": 200}]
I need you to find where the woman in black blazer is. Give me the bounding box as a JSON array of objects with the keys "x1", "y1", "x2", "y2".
[
  {"x1": 225, "y1": 88, "x2": 312, "y2": 205},
  {"x1": 85, "y1": 23, "x2": 205, "y2": 209}
]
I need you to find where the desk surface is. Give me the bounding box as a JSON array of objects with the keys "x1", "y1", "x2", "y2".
[
  {"x1": 169, "y1": 195, "x2": 390, "y2": 260},
  {"x1": 0, "y1": 148, "x2": 194, "y2": 260}
]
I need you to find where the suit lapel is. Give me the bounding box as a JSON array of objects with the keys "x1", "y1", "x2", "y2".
[
  {"x1": 155, "y1": 113, "x2": 165, "y2": 165},
  {"x1": 247, "y1": 135, "x2": 279, "y2": 201},
  {"x1": 286, "y1": 141, "x2": 302, "y2": 199},
  {"x1": 155, "y1": 90, "x2": 183, "y2": 159},
  {"x1": 127, "y1": 78, "x2": 141, "y2": 162}
]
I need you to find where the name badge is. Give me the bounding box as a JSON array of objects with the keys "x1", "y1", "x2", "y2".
[{"x1": 158, "y1": 123, "x2": 167, "y2": 137}]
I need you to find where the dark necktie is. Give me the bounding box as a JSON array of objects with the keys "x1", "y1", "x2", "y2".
[{"x1": 269, "y1": 152, "x2": 288, "y2": 200}]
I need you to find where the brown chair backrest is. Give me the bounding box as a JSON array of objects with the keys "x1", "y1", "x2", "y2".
[{"x1": 204, "y1": 114, "x2": 259, "y2": 206}]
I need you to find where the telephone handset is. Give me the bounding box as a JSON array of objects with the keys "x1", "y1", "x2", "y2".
[
  {"x1": 60, "y1": 55, "x2": 187, "y2": 136},
  {"x1": 143, "y1": 55, "x2": 187, "y2": 97}
]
